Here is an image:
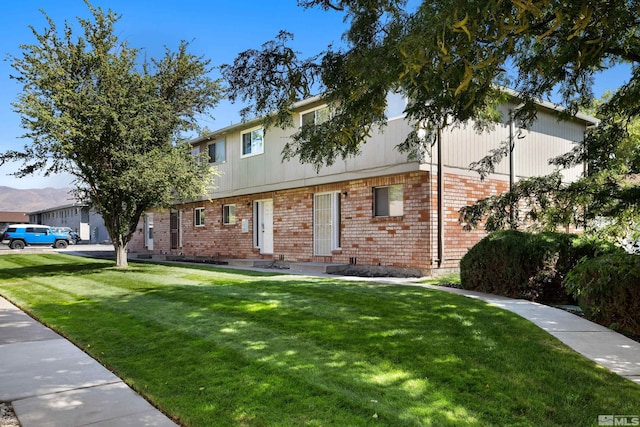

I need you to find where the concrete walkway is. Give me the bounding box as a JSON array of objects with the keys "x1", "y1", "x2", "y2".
[
  {"x1": 0, "y1": 297, "x2": 178, "y2": 427},
  {"x1": 2, "y1": 254, "x2": 640, "y2": 426}
]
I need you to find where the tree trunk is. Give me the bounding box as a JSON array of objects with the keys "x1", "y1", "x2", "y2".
[{"x1": 114, "y1": 240, "x2": 129, "y2": 267}]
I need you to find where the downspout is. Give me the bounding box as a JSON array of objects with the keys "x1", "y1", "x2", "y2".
[
  {"x1": 509, "y1": 109, "x2": 515, "y2": 192},
  {"x1": 437, "y1": 125, "x2": 444, "y2": 268},
  {"x1": 583, "y1": 124, "x2": 597, "y2": 230},
  {"x1": 509, "y1": 109, "x2": 515, "y2": 228}
]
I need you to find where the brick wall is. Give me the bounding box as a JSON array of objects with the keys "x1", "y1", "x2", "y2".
[
  {"x1": 129, "y1": 170, "x2": 509, "y2": 274},
  {"x1": 438, "y1": 172, "x2": 509, "y2": 270},
  {"x1": 333, "y1": 173, "x2": 432, "y2": 269}
]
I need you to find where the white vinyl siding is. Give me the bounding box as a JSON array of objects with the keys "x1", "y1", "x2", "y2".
[{"x1": 204, "y1": 99, "x2": 593, "y2": 199}]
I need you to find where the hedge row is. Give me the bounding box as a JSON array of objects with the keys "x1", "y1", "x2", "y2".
[
  {"x1": 460, "y1": 230, "x2": 640, "y2": 336},
  {"x1": 564, "y1": 252, "x2": 640, "y2": 335},
  {"x1": 459, "y1": 230, "x2": 611, "y2": 303}
]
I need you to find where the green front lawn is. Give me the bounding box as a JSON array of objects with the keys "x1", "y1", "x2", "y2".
[{"x1": 0, "y1": 254, "x2": 637, "y2": 426}]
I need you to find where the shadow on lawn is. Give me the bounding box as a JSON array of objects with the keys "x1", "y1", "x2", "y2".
[
  {"x1": 11, "y1": 269, "x2": 640, "y2": 427},
  {"x1": 0, "y1": 256, "x2": 112, "y2": 282}
]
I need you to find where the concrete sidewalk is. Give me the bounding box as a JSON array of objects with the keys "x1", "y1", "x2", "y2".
[{"x1": 0, "y1": 297, "x2": 178, "y2": 427}]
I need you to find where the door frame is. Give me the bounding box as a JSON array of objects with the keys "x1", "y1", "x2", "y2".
[
  {"x1": 170, "y1": 210, "x2": 181, "y2": 250},
  {"x1": 254, "y1": 199, "x2": 274, "y2": 254},
  {"x1": 144, "y1": 213, "x2": 154, "y2": 251},
  {"x1": 313, "y1": 192, "x2": 341, "y2": 256}
]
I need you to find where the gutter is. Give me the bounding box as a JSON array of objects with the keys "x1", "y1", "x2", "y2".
[{"x1": 190, "y1": 94, "x2": 326, "y2": 145}]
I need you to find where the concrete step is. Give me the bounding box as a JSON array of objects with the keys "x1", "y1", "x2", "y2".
[
  {"x1": 290, "y1": 262, "x2": 349, "y2": 274},
  {"x1": 225, "y1": 259, "x2": 274, "y2": 268}
]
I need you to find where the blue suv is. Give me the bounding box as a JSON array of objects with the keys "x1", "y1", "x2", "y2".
[{"x1": 1, "y1": 224, "x2": 70, "y2": 249}]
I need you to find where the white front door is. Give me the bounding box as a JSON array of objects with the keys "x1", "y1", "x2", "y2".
[
  {"x1": 255, "y1": 199, "x2": 274, "y2": 254},
  {"x1": 145, "y1": 213, "x2": 154, "y2": 251},
  {"x1": 79, "y1": 223, "x2": 90, "y2": 242}
]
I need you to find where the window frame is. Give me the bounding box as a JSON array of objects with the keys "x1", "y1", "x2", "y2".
[
  {"x1": 194, "y1": 207, "x2": 205, "y2": 227},
  {"x1": 373, "y1": 184, "x2": 404, "y2": 217},
  {"x1": 240, "y1": 127, "x2": 264, "y2": 158},
  {"x1": 207, "y1": 140, "x2": 226, "y2": 164},
  {"x1": 222, "y1": 204, "x2": 236, "y2": 225},
  {"x1": 300, "y1": 106, "x2": 331, "y2": 127}
]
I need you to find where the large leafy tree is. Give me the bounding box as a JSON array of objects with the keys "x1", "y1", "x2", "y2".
[
  {"x1": 222, "y1": 0, "x2": 640, "y2": 238},
  {"x1": 2, "y1": 2, "x2": 222, "y2": 266},
  {"x1": 461, "y1": 93, "x2": 640, "y2": 244}
]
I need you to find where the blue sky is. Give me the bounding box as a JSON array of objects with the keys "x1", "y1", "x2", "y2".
[
  {"x1": 0, "y1": 0, "x2": 347, "y2": 188},
  {"x1": 0, "y1": 1, "x2": 631, "y2": 189}
]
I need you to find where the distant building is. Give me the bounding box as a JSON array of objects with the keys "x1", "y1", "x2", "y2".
[
  {"x1": 0, "y1": 211, "x2": 28, "y2": 231},
  {"x1": 28, "y1": 203, "x2": 109, "y2": 243}
]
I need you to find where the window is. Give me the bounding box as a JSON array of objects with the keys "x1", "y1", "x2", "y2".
[
  {"x1": 194, "y1": 207, "x2": 205, "y2": 227},
  {"x1": 223, "y1": 205, "x2": 236, "y2": 225},
  {"x1": 190, "y1": 146, "x2": 205, "y2": 163},
  {"x1": 241, "y1": 127, "x2": 264, "y2": 157},
  {"x1": 26, "y1": 227, "x2": 48, "y2": 234},
  {"x1": 301, "y1": 106, "x2": 330, "y2": 126},
  {"x1": 208, "y1": 140, "x2": 226, "y2": 163},
  {"x1": 374, "y1": 185, "x2": 404, "y2": 217}
]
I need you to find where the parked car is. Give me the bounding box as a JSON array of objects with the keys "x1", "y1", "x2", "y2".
[
  {"x1": 1, "y1": 224, "x2": 70, "y2": 249},
  {"x1": 51, "y1": 227, "x2": 81, "y2": 244}
]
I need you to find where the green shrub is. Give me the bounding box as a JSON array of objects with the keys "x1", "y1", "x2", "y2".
[
  {"x1": 460, "y1": 230, "x2": 615, "y2": 303},
  {"x1": 564, "y1": 252, "x2": 640, "y2": 335}
]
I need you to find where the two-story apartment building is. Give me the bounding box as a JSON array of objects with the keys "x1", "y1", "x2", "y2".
[{"x1": 129, "y1": 93, "x2": 596, "y2": 276}]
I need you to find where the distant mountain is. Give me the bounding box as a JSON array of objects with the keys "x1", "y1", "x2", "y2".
[{"x1": 0, "y1": 186, "x2": 76, "y2": 212}]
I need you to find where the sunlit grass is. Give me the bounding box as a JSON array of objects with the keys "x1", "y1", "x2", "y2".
[
  {"x1": 419, "y1": 273, "x2": 461, "y2": 285},
  {"x1": 0, "y1": 254, "x2": 638, "y2": 426}
]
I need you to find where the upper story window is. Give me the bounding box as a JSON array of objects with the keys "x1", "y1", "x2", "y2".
[
  {"x1": 301, "y1": 106, "x2": 330, "y2": 127},
  {"x1": 241, "y1": 127, "x2": 264, "y2": 158},
  {"x1": 373, "y1": 184, "x2": 404, "y2": 217},
  {"x1": 194, "y1": 207, "x2": 205, "y2": 227},
  {"x1": 208, "y1": 140, "x2": 226, "y2": 164}
]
